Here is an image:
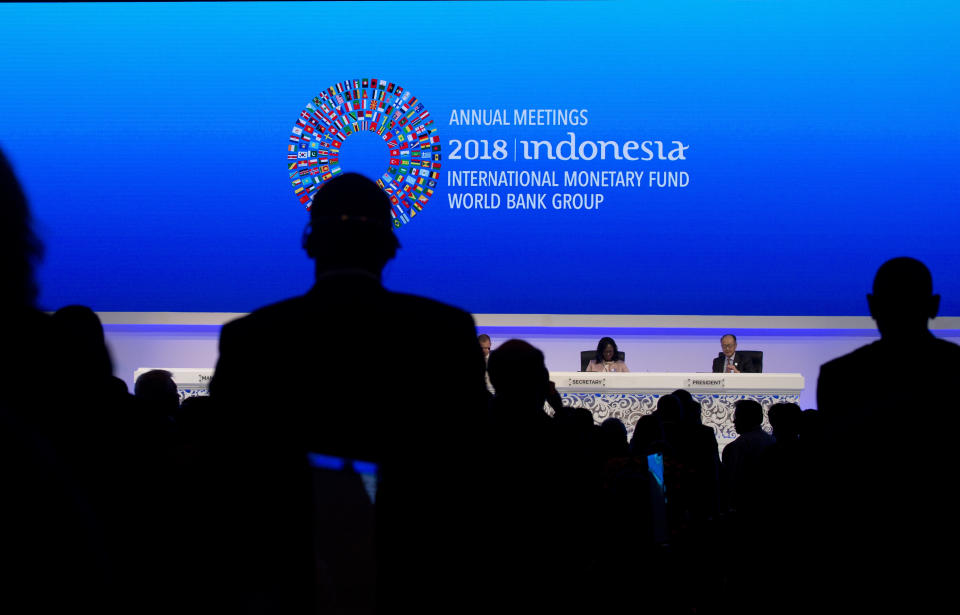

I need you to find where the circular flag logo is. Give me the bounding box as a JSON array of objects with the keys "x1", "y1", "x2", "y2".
[{"x1": 286, "y1": 78, "x2": 441, "y2": 228}]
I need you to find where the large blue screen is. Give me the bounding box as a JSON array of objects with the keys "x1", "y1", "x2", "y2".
[{"x1": 1, "y1": 1, "x2": 957, "y2": 316}]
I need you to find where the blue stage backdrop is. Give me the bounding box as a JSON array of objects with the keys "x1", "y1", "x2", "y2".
[{"x1": 1, "y1": 1, "x2": 957, "y2": 316}]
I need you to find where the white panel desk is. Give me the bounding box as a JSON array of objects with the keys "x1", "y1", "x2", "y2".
[
  {"x1": 136, "y1": 368, "x2": 804, "y2": 450},
  {"x1": 550, "y1": 372, "x2": 805, "y2": 449}
]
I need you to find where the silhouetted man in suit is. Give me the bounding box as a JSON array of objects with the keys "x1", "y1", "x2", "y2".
[
  {"x1": 210, "y1": 173, "x2": 488, "y2": 613},
  {"x1": 816, "y1": 257, "x2": 960, "y2": 609},
  {"x1": 720, "y1": 399, "x2": 773, "y2": 517},
  {"x1": 712, "y1": 334, "x2": 757, "y2": 373}
]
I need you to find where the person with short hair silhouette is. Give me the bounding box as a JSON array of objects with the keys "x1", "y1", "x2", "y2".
[
  {"x1": 818, "y1": 257, "x2": 960, "y2": 423},
  {"x1": 210, "y1": 173, "x2": 487, "y2": 613},
  {"x1": 719, "y1": 399, "x2": 774, "y2": 608},
  {"x1": 720, "y1": 399, "x2": 773, "y2": 516},
  {"x1": 669, "y1": 388, "x2": 721, "y2": 525},
  {"x1": 597, "y1": 417, "x2": 630, "y2": 460},
  {"x1": 816, "y1": 257, "x2": 960, "y2": 610},
  {"x1": 50, "y1": 305, "x2": 175, "y2": 612},
  {"x1": 484, "y1": 339, "x2": 594, "y2": 611}
]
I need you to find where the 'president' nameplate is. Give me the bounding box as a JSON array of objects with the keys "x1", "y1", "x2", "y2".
[{"x1": 683, "y1": 376, "x2": 725, "y2": 389}]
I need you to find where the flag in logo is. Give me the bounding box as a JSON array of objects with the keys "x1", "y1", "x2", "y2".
[{"x1": 286, "y1": 79, "x2": 440, "y2": 222}]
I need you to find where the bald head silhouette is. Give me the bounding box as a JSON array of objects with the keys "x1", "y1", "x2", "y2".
[
  {"x1": 867, "y1": 257, "x2": 940, "y2": 340},
  {"x1": 302, "y1": 173, "x2": 399, "y2": 275}
]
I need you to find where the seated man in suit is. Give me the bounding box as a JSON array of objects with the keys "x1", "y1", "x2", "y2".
[{"x1": 712, "y1": 334, "x2": 757, "y2": 373}]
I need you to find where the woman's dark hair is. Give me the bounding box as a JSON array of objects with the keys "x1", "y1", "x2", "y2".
[{"x1": 594, "y1": 336, "x2": 619, "y2": 363}]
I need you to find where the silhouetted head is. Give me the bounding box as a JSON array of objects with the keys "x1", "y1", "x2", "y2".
[
  {"x1": 595, "y1": 336, "x2": 619, "y2": 363},
  {"x1": 597, "y1": 417, "x2": 629, "y2": 458},
  {"x1": 302, "y1": 173, "x2": 399, "y2": 276},
  {"x1": 52, "y1": 305, "x2": 113, "y2": 378},
  {"x1": 671, "y1": 388, "x2": 703, "y2": 425},
  {"x1": 655, "y1": 394, "x2": 684, "y2": 423},
  {"x1": 867, "y1": 257, "x2": 939, "y2": 339},
  {"x1": 733, "y1": 399, "x2": 764, "y2": 434},
  {"x1": 630, "y1": 414, "x2": 664, "y2": 456},
  {"x1": 487, "y1": 339, "x2": 549, "y2": 407},
  {"x1": 134, "y1": 369, "x2": 180, "y2": 416},
  {"x1": 0, "y1": 149, "x2": 43, "y2": 310},
  {"x1": 768, "y1": 402, "x2": 802, "y2": 442}
]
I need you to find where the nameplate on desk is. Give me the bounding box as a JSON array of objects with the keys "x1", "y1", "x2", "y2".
[
  {"x1": 683, "y1": 377, "x2": 725, "y2": 388},
  {"x1": 565, "y1": 376, "x2": 606, "y2": 388}
]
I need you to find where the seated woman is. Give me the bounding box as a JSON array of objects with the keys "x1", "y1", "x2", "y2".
[{"x1": 585, "y1": 337, "x2": 629, "y2": 372}]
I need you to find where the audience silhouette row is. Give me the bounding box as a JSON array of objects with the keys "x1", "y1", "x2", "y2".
[{"x1": 3, "y1": 148, "x2": 958, "y2": 613}]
